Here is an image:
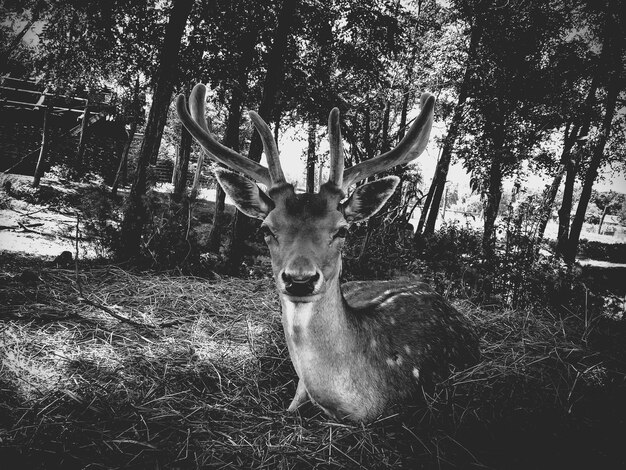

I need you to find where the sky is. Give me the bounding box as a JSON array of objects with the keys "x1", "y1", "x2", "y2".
[{"x1": 270, "y1": 115, "x2": 626, "y2": 197}]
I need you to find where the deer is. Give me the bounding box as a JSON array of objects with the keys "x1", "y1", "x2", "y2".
[{"x1": 177, "y1": 84, "x2": 480, "y2": 423}]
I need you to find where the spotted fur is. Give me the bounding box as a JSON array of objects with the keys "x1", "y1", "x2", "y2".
[{"x1": 216, "y1": 175, "x2": 480, "y2": 423}]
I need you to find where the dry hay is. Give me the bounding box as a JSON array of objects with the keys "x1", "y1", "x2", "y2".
[{"x1": 1, "y1": 263, "x2": 625, "y2": 469}]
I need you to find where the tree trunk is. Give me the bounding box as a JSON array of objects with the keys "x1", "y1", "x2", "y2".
[
  {"x1": 536, "y1": 122, "x2": 576, "y2": 242},
  {"x1": 75, "y1": 101, "x2": 91, "y2": 178},
  {"x1": 274, "y1": 109, "x2": 281, "y2": 144},
  {"x1": 441, "y1": 186, "x2": 448, "y2": 221},
  {"x1": 189, "y1": 151, "x2": 204, "y2": 201},
  {"x1": 363, "y1": 108, "x2": 373, "y2": 160},
  {"x1": 207, "y1": 89, "x2": 245, "y2": 252},
  {"x1": 380, "y1": 101, "x2": 391, "y2": 153},
  {"x1": 245, "y1": 0, "x2": 298, "y2": 165},
  {"x1": 119, "y1": 0, "x2": 194, "y2": 260},
  {"x1": 112, "y1": 77, "x2": 141, "y2": 195},
  {"x1": 0, "y1": 19, "x2": 35, "y2": 72},
  {"x1": 32, "y1": 103, "x2": 52, "y2": 188},
  {"x1": 482, "y1": 134, "x2": 504, "y2": 258},
  {"x1": 565, "y1": 21, "x2": 623, "y2": 263},
  {"x1": 111, "y1": 120, "x2": 137, "y2": 195},
  {"x1": 423, "y1": 23, "x2": 480, "y2": 236},
  {"x1": 556, "y1": 149, "x2": 577, "y2": 254},
  {"x1": 540, "y1": 72, "x2": 600, "y2": 244},
  {"x1": 414, "y1": 173, "x2": 437, "y2": 237},
  {"x1": 397, "y1": 90, "x2": 410, "y2": 142},
  {"x1": 0, "y1": 0, "x2": 44, "y2": 72},
  {"x1": 172, "y1": 121, "x2": 192, "y2": 200},
  {"x1": 556, "y1": 1, "x2": 616, "y2": 258},
  {"x1": 172, "y1": 146, "x2": 180, "y2": 184},
  {"x1": 110, "y1": 122, "x2": 127, "y2": 186},
  {"x1": 226, "y1": 0, "x2": 298, "y2": 269},
  {"x1": 306, "y1": 121, "x2": 317, "y2": 193},
  {"x1": 597, "y1": 205, "x2": 608, "y2": 234}
]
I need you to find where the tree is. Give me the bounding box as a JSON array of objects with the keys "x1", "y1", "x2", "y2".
[
  {"x1": 549, "y1": 0, "x2": 626, "y2": 261},
  {"x1": 452, "y1": 0, "x2": 576, "y2": 257},
  {"x1": 112, "y1": 77, "x2": 144, "y2": 195},
  {"x1": 32, "y1": 102, "x2": 53, "y2": 187},
  {"x1": 534, "y1": 3, "x2": 602, "y2": 244},
  {"x1": 187, "y1": 0, "x2": 279, "y2": 254},
  {"x1": 225, "y1": 0, "x2": 299, "y2": 269},
  {"x1": 172, "y1": 120, "x2": 193, "y2": 200},
  {"x1": 206, "y1": 87, "x2": 246, "y2": 252},
  {"x1": 0, "y1": 0, "x2": 47, "y2": 75},
  {"x1": 591, "y1": 191, "x2": 623, "y2": 234},
  {"x1": 421, "y1": 19, "x2": 481, "y2": 236},
  {"x1": 306, "y1": 122, "x2": 317, "y2": 192},
  {"x1": 119, "y1": 0, "x2": 195, "y2": 260},
  {"x1": 564, "y1": 1, "x2": 624, "y2": 262}
]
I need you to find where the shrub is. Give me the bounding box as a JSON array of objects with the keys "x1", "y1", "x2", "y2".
[
  {"x1": 342, "y1": 217, "x2": 593, "y2": 314},
  {"x1": 577, "y1": 239, "x2": 626, "y2": 263}
]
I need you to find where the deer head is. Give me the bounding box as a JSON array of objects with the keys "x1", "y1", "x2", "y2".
[{"x1": 176, "y1": 84, "x2": 435, "y2": 302}]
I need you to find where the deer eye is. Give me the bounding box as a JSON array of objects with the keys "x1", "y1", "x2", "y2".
[
  {"x1": 260, "y1": 225, "x2": 276, "y2": 241},
  {"x1": 333, "y1": 227, "x2": 349, "y2": 239}
]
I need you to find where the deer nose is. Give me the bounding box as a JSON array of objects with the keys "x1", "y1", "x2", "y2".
[
  {"x1": 281, "y1": 271, "x2": 321, "y2": 296},
  {"x1": 281, "y1": 257, "x2": 321, "y2": 296}
]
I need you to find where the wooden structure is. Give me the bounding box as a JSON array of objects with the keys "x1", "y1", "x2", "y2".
[
  {"x1": 1, "y1": 75, "x2": 214, "y2": 190},
  {"x1": 0, "y1": 75, "x2": 124, "y2": 181}
]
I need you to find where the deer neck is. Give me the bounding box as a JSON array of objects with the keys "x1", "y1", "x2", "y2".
[{"x1": 280, "y1": 274, "x2": 353, "y2": 359}]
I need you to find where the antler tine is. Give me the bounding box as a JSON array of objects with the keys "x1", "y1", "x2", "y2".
[
  {"x1": 327, "y1": 107, "x2": 344, "y2": 188},
  {"x1": 249, "y1": 111, "x2": 286, "y2": 185},
  {"x1": 341, "y1": 93, "x2": 435, "y2": 191},
  {"x1": 176, "y1": 84, "x2": 272, "y2": 187},
  {"x1": 188, "y1": 83, "x2": 211, "y2": 133}
]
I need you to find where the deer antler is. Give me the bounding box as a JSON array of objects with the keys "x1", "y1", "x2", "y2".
[
  {"x1": 328, "y1": 93, "x2": 435, "y2": 191},
  {"x1": 327, "y1": 107, "x2": 344, "y2": 188},
  {"x1": 176, "y1": 84, "x2": 286, "y2": 187}
]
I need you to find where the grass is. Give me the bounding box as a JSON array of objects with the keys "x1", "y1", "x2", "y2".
[{"x1": 1, "y1": 254, "x2": 625, "y2": 469}]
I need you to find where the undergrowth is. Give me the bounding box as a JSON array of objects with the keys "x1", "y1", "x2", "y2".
[{"x1": 1, "y1": 257, "x2": 625, "y2": 469}]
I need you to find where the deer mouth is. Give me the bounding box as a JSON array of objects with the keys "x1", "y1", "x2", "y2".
[
  {"x1": 283, "y1": 292, "x2": 322, "y2": 303},
  {"x1": 280, "y1": 280, "x2": 323, "y2": 302}
]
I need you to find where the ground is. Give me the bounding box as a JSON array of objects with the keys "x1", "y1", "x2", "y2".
[{"x1": 1, "y1": 176, "x2": 626, "y2": 469}]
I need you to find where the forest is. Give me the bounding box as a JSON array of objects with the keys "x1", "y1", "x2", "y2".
[{"x1": 1, "y1": 0, "x2": 625, "y2": 468}]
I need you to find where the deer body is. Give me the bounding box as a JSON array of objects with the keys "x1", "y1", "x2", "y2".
[
  {"x1": 177, "y1": 84, "x2": 480, "y2": 423},
  {"x1": 273, "y1": 193, "x2": 478, "y2": 422}
]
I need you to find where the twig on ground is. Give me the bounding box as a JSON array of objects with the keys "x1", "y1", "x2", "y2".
[{"x1": 78, "y1": 295, "x2": 155, "y2": 328}]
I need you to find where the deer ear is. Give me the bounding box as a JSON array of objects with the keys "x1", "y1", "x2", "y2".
[
  {"x1": 215, "y1": 169, "x2": 274, "y2": 219},
  {"x1": 341, "y1": 176, "x2": 400, "y2": 223}
]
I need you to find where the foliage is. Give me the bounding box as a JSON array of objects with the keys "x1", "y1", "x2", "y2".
[
  {"x1": 572, "y1": 239, "x2": 626, "y2": 264},
  {"x1": 114, "y1": 192, "x2": 222, "y2": 274},
  {"x1": 342, "y1": 208, "x2": 602, "y2": 314},
  {"x1": 74, "y1": 184, "x2": 121, "y2": 259},
  {"x1": 587, "y1": 190, "x2": 625, "y2": 223}
]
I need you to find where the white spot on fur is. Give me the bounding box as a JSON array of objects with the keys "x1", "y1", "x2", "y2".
[
  {"x1": 387, "y1": 355, "x2": 403, "y2": 366},
  {"x1": 412, "y1": 367, "x2": 420, "y2": 380},
  {"x1": 380, "y1": 297, "x2": 396, "y2": 307},
  {"x1": 371, "y1": 339, "x2": 377, "y2": 348},
  {"x1": 404, "y1": 345, "x2": 411, "y2": 355},
  {"x1": 281, "y1": 300, "x2": 316, "y2": 380},
  {"x1": 282, "y1": 300, "x2": 314, "y2": 338},
  {"x1": 389, "y1": 317, "x2": 396, "y2": 325}
]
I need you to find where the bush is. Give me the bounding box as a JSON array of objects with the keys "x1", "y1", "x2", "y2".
[
  {"x1": 75, "y1": 185, "x2": 121, "y2": 259},
  {"x1": 342, "y1": 217, "x2": 593, "y2": 314},
  {"x1": 111, "y1": 193, "x2": 212, "y2": 274},
  {"x1": 577, "y1": 239, "x2": 626, "y2": 263}
]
